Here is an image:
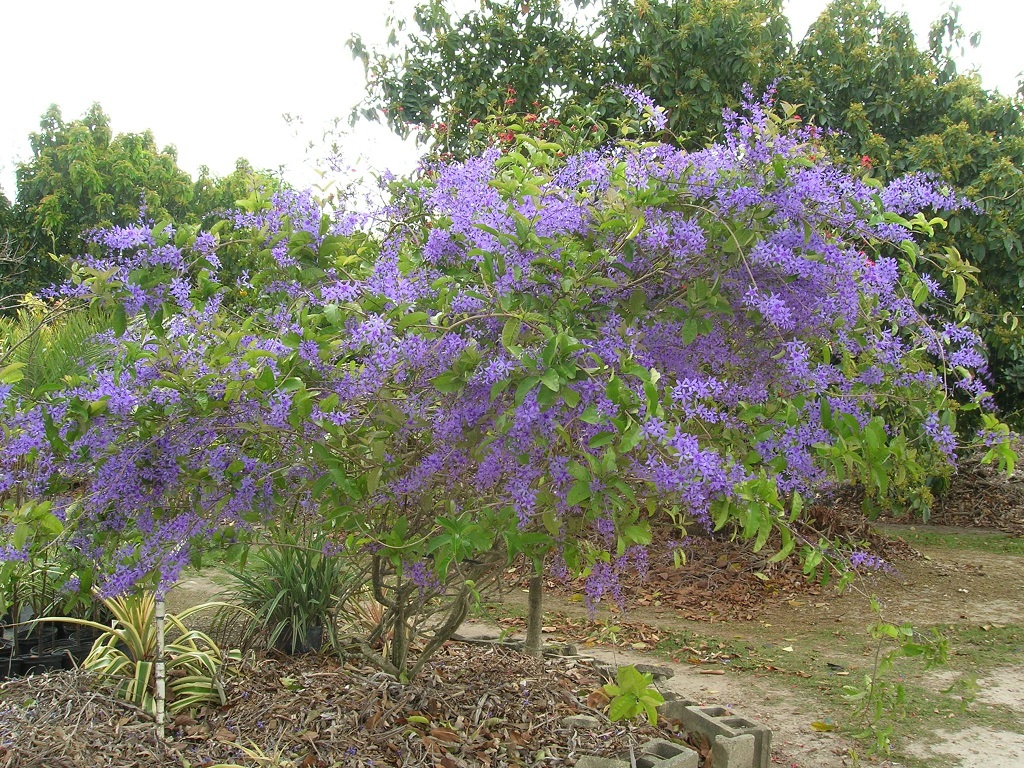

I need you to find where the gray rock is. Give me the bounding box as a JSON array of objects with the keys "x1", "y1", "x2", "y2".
[
  {"x1": 634, "y1": 663, "x2": 675, "y2": 680},
  {"x1": 574, "y1": 756, "x2": 629, "y2": 768},
  {"x1": 560, "y1": 714, "x2": 603, "y2": 730}
]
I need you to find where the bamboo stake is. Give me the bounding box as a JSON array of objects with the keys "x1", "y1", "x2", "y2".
[{"x1": 155, "y1": 593, "x2": 166, "y2": 740}]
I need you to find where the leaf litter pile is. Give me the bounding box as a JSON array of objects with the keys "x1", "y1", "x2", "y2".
[
  {"x1": 915, "y1": 451, "x2": 1024, "y2": 533},
  {"x1": 0, "y1": 643, "x2": 689, "y2": 768},
  {"x1": 502, "y1": 503, "x2": 921, "y2": 634}
]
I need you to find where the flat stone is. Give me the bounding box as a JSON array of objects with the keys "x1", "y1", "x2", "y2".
[
  {"x1": 634, "y1": 663, "x2": 675, "y2": 680},
  {"x1": 575, "y1": 756, "x2": 629, "y2": 768},
  {"x1": 560, "y1": 714, "x2": 603, "y2": 730}
]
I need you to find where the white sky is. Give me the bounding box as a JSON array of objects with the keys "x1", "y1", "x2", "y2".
[{"x1": 1, "y1": 0, "x2": 1021, "y2": 200}]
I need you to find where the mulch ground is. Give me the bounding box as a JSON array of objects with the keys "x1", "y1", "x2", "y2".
[
  {"x1": 0, "y1": 644, "x2": 685, "y2": 768},
  {"x1": 925, "y1": 456, "x2": 1024, "y2": 533}
]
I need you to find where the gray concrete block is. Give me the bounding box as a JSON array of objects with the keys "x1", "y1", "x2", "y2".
[
  {"x1": 638, "y1": 738, "x2": 700, "y2": 768},
  {"x1": 677, "y1": 705, "x2": 771, "y2": 768},
  {"x1": 641, "y1": 738, "x2": 686, "y2": 758},
  {"x1": 712, "y1": 734, "x2": 756, "y2": 768},
  {"x1": 661, "y1": 751, "x2": 700, "y2": 768},
  {"x1": 656, "y1": 698, "x2": 698, "y2": 722}
]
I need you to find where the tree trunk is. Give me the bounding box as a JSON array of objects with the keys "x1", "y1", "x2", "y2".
[
  {"x1": 390, "y1": 587, "x2": 411, "y2": 679},
  {"x1": 524, "y1": 565, "x2": 544, "y2": 658}
]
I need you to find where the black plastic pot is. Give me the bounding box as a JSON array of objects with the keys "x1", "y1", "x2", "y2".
[
  {"x1": 276, "y1": 624, "x2": 325, "y2": 655},
  {"x1": 62, "y1": 640, "x2": 95, "y2": 670},
  {"x1": 16, "y1": 625, "x2": 58, "y2": 648},
  {"x1": 29, "y1": 638, "x2": 78, "y2": 657},
  {"x1": 0, "y1": 656, "x2": 24, "y2": 680},
  {"x1": 20, "y1": 652, "x2": 66, "y2": 675},
  {"x1": 68, "y1": 626, "x2": 103, "y2": 644}
]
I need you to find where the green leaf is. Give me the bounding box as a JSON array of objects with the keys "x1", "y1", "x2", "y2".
[
  {"x1": 566, "y1": 481, "x2": 591, "y2": 506},
  {"x1": 642, "y1": 699, "x2": 660, "y2": 725},
  {"x1": 561, "y1": 386, "x2": 580, "y2": 408},
  {"x1": 490, "y1": 378, "x2": 512, "y2": 401},
  {"x1": 541, "y1": 368, "x2": 561, "y2": 391},
  {"x1": 112, "y1": 304, "x2": 127, "y2": 336},
  {"x1": 515, "y1": 376, "x2": 540, "y2": 405},
  {"x1": 953, "y1": 274, "x2": 967, "y2": 304},
  {"x1": 255, "y1": 365, "x2": 275, "y2": 391},
  {"x1": 501, "y1": 318, "x2": 520, "y2": 348},
  {"x1": 623, "y1": 524, "x2": 652, "y2": 546},
  {"x1": 432, "y1": 372, "x2": 463, "y2": 393},
  {"x1": 682, "y1": 319, "x2": 698, "y2": 345},
  {"x1": 620, "y1": 424, "x2": 643, "y2": 452},
  {"x1": 0, "y1": 362, "x2": 26, "y2": 385},
  {"x1": 608, "y1": 694, "x2": 637, "y2": 722}
]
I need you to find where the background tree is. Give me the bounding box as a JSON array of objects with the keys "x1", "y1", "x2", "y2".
[
  {"x1": 3, "y1": 105, "x2": 283, "y2": 304},
  {"x1": 350, "y1": 0, "x2": 790, "y2": 153},
  {"x1": 0, "y1": 191, "x2": 22, "y2": 308},
  {"x1": 191, "y1": 157, "x2": 283, "y2": 228},
  {"x1": 0, "y1": 189, "x2": 10, "y2": 229},
  {"x1": 786, "y1": 0, "x2": 1024, "y2": 420},
  {"x1": 9, "y1": 104, "x2": 195, "y2": 295},
  {"x1": 355, "y1": 0, "x2": 1024, "y2": 421}
]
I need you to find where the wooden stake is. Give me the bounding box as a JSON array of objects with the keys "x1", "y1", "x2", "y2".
[{"x1": 524, "y1": 566, "x2": 544, "y2": 659}]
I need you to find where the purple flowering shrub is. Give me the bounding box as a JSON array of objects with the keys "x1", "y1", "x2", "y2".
[{"x1": 0, "y1": 94, "x2": 1014, "y2": 677}]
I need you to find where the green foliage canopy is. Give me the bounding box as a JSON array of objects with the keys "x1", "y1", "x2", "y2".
[
  {"x1": 350, "y1": 0, "x2": 790, "y2": 151},
  {"x1": 11, "y1": 104, "x2": 195, "y2": 291}
]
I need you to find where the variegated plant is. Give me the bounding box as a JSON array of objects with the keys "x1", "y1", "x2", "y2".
[{"x1": 60, "y1": 592, "x2": 245, "y2": 716}]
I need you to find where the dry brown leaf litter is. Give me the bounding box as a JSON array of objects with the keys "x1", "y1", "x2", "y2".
[{"x1": 0, "y1": 644, "x2": 683, "y2": 768}]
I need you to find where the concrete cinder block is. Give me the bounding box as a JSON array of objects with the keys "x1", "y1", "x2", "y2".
[
  {"x1": 677, "y1": 705, "x2": 771, "y2": 768},
  {"x1": 712, "y1": 734, "x2": 756, "y2": 768},
  {"x1": 656, "y1": 698, "x2": 699, "y2": 722},
  {"x1": 660, "y1": 751, "x2": 700, "y2": 768},
  {"x1": 639, "y1": 739, "x2": 700, "y2": 768},
  {"x1": 641, "y1": 738, "x2": 687, "y2": 758}
]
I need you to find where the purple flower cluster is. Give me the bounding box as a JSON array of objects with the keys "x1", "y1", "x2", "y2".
[
  {"x1": 618, "y1": 85, "x2": 668, "y2": 132},
  {"x1": 847, "y1": 550, "x2": 893, "y2": 574}
]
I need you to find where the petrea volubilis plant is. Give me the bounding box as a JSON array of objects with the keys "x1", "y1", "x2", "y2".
[{"x1": 0, "y1": 91, "x2": 1012, "y2": 680}]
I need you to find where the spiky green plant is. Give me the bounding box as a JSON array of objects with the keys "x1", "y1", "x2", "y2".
[
  {"x1": 222, "y1": 533, "x2": 361, "y2": 655},
  {"x1": 53, "y1": 592, "x2": 244, "y2": 716},
  {"x1": 0, "y1": 300, "x2": 111, "y2": 396}
]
